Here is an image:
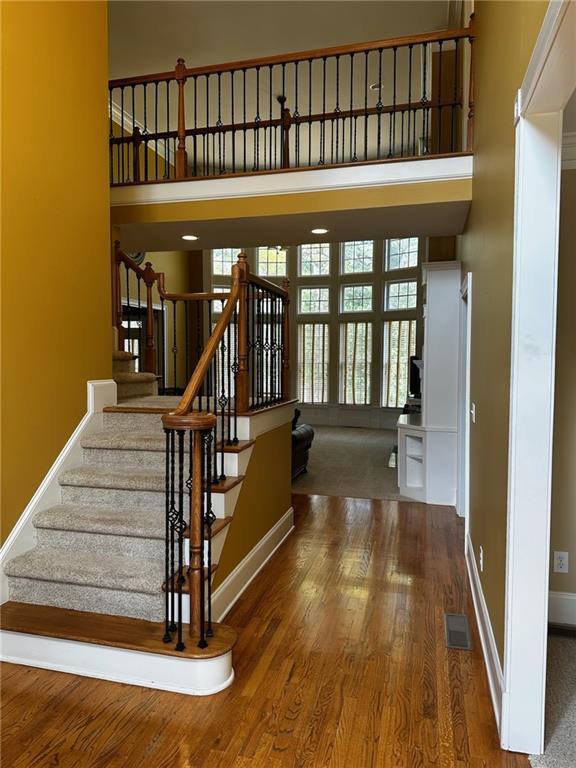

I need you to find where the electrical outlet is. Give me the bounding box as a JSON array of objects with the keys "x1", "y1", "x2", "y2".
[
  {"x1": 553, "y1": 551, "x2": 569, "y2": 574},
  {"x1": 479, "y1": 545, "x2": 484, "y2": 572},
  {"x1": 471, "y1": 403, "x2": 476, "y2": 424}
]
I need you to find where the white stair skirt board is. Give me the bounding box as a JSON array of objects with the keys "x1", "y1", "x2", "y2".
[
  {"x1": 548, "y1": 591, "x2": 576, "y2": 626},
  {"x1": 237, "y1": 403, "x2": 295, "y2": 441},
  {"x1": 465, "y1": 533, "x2": 504, "y2": 734},
  {"x1": 0, "y1": 631, "x2": 234, "y2": 696},
  {"x1": 214, "y1": 507, "x2": 294, "y2": 622},
  {"x1": 0, "y1": 380, "x2": 117, "y2": 604}
]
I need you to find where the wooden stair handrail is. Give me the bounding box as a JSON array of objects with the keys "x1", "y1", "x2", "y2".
[
  {"x1": 109, "y1": 25, "x2": 474, "y2": 89},
  {"x1": 247, "y1": 273, "x2": 289, "y2": 299}
]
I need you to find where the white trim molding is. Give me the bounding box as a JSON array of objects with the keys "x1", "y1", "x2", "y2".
[
  {"x1": 548, "y1": 591, "x2": 576, "y2": 626},
  {"x1": 465, "y1": 534, "x2": 504, "y2": 731},
  {"x1": 504, "y1": 112, "x2": 563, "y2": 755},
  {"x1": 110, "y1": 154, "x2": 473, "y2": 207},
  {"x1": 562, "y1": 132, "x2": 576, "y2": 170},
  {"x1": 0, "y1": 380, "x2": 117, "y2": 604},
  {"x1": 213, "y1": 507, "x2": 294, "y2": 622},
  {"x1": 0, "y1": 631, "x2": 234, "y2": 696}
]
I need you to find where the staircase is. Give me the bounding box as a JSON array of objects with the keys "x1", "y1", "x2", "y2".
[{"x1": 0, "y1": 250, "x2": 291, "y2": 694}]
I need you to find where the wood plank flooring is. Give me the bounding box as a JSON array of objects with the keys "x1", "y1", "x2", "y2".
[{"x1": 0, "y1": 494, "x2": 529, "y2": 767}]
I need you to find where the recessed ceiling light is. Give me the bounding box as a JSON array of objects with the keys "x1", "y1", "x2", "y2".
[
  {"x1": 182, "y1": 234, "x2": 199, "y2": 241},
  {"x1": 311, "y1": 228, "x2": 329, "y2": 235}
]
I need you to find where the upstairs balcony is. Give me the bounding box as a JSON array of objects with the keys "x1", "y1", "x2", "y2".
[{"x1": 108, "y1": 22, "x2": 474, "y2": 188}]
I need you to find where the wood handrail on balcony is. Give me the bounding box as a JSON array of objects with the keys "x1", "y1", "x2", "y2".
[{"x1": 108, "y1": 22, "x2": 475, "y2": 185}]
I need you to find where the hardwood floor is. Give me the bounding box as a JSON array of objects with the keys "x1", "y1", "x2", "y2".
[{"x1": 0, "y1": 494, "x2": 529, "y2": 767}]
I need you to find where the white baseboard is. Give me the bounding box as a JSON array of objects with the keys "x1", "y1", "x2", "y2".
[
  {"x1": 0, "y1": 380, "x2": 117, "y2": 603},
  {"x1": 213, "y1": 507, "x2": 295, "y2": 622},
  {"x1": 0, "y1": 630, "x2": 233, "y2": 696},
  {"x1": 465, "y1": 533, "x2": 504, "y2": 733},
  {"x1": 549, "y1": 591, "x2": 576, "y2": 626}
]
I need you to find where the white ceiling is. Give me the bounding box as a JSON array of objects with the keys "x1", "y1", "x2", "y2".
[
  {"x1": 109, "y1": 1, "x2": 453, "y2": 79},
  {"x1": 117, "y1": 199, "x2": 470, "y2": 252}
]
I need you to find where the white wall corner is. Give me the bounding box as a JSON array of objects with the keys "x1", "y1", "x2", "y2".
[
  {"x1": 0, "y1": 380, "x2": 117, "y2": 604},
  {"x1": 548, "y1": 590, "x2": 576, "y2": 626},
  {"x1": 514, "y1": 90, "x2": 522, "y2": 125},
  {"x1": 465, "y1": 534, "x2": 505, "y2": 733}
]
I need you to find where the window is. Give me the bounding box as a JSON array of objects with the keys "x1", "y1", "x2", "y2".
[
  {"x1": 342, "y1": 241, "x2": 373, "y2": 274},
  {"x1": 339, "y1": 322, "x2": 372, "y2": 404},
  {"x1": 341, "y1": 284, "x2": 372, "y2": 312},
  {"x1": 212, "y1": 286, "x2": 229, "y2": 312},
  {"x1": 212, "y1": 248, "x2": 238, "y2": 276},
  {"x1": 257, "y1": 246, "x2": 287, "y2": 277},
  {"x1": 298, "y1": 323, "x2": 329, "y2": 403},
  {"x1": 299, "y1": 287, "x2": 329, "y2": 314},
  {"x1": 386, "y1": 238, "x2": 418, "y2": 271},
  {"x1": 385, "y1": 280, "x2": 417, "y2": 310},
  {"x1": 299, "y1": 243, "x2": 330, "y2": 276},
  {"x1": 382, "y1": 319, "x2": 417, "y2": 407}
]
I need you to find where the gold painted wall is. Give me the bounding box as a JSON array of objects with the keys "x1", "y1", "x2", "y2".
[
  {"x1": 0, "y1": 2, "x2": 111, "y2": 542},
  {"x1": 458, "y1": 1, "x2": 548, "y2": 661},
  {"x1": 550, "y1": 169, "x2": 576, "y2": 595},
  {"x1": 213, "y1": 422, "x2": 292, "y2": 588}
]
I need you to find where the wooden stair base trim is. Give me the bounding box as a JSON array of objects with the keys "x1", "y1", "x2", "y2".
[
  {"x1": 0, "y1": 601, "x2": 237, "y2": 660},
  {"x1": 211, "y1": 475, "x2": 243, "y2": 493},
  {"x1": 163, "y1": 563, "x2": 217, "y2": 594},
  {"x1": 103, "y1": 405, "x2": 173, "y2": 415}
]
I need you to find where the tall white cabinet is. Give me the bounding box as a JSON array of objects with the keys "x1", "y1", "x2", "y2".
[{"x1": 397, "y1": 261, "x2": 461, "y2": 505}]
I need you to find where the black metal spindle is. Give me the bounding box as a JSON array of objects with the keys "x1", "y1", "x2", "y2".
[
  {"x1": 250, "y1": 284, "x2": 255, "y2": 408},
  {"x1": 219, "y1": 336, "x2": 226, "y2": 480},
  {"x1": 172, "y1": 301, "x2": 178, "y2": 393},
  {"x1": 376, "y1": 48, "x2": 383, "y2": 159},
  {"x1": 168, "y1": 428, "x2": 176, "y2": 633},
  {"x1": 109, "y1": 89, "x2": 114, "y2": 183},
  {"x1": 254, "y1": 66, "x2": 261, "y2": 171},
  {"x1": 165, "y1": 80, "x2": 170, "y2": 178},
  {"x1": 206, "y1": 73, "x2": 210, "y2": 175},
  {"x1": 268, "y1": 65, "x2": 273, "y2": 170},
  {"x1": 437, "y1": 41, "x2": 443, "y2": 153},
  {"x1": 163, "y1": 428, "x2": 172, "y2": 643},
  {"x1": 231, "y1": 71, "x2": 236, "y2": 173},
  {"x1": 120, "y1": 87, "x2": 125, "y2": 183},
  {"x1": 320, "y1": 57, "x2": 327, "y2": 165},
  {"x1": 242, "y1": 69, "x2": 247, "y2": 172},
  {"x1": 204, "y1": 430, "x2": 215, "y2": 639},
  {"x1": 175, "y1": 429, "x2": 186, "y2": 651},
  {"x1": 392, "y1": 47, "x2": 398, "y2": 156},
  {"x1": 232, "y1": 304, "x2": 239, "y2": 443},
  {"x1": 154, "y1": 82, "x2": 159, "y2": 179},
  {"x1": 451, "y1": 38, "x2": 459, "y2": 152},
  {"x1": 185, "y1": 301, "x2": 190, "y2": 384},
  {"x1": 334, "y1": 55, "x2": 341, "y2": 164},
  {"x1": 197, "y1": 430, "x2": 207, "y2": 649},
  {"x1": 143, "y1": 84, "x2": 148, "y2": 181},
  {"x1": 196, "y1": 302, "x2": 203, "y2": 410},
  {"x1": 226, "y1": 319, "x2": 232, "y2": 444},
  {"x1": 422, "y1": 43, "x2": 429, "y2": 154},
  {"x1": 217, "y1": 72, "x2": 223, "y2": 173},
  {"x1": 193, "y1": 76, "x2": 198, "y2": 176},
  {"x1": 294, "y1": 61, "x2": 300, "y2": 167},
  {"x1": 408, "y1": 45, "x2": 413, "y2": 156},
  {"x1": 349, "y1": 54, "x2": 354, "y2": 162},
  {"x1": 137, "y1": 275, "x2": 142, "y2": 371},
  {"x1": 160, "y1": 296, "x2": 166, "y2": 393},
  {"x1": 124, "y1": 264, "x2": 131, "y2": 354}
]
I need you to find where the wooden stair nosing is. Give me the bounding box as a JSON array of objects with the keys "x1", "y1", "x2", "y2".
[
  {"x1": 163, "y1": 563, "x2": 218, "y2": 594},
  {"x1": 0, "y1": 601, "x2": 236, "y2": 660}
]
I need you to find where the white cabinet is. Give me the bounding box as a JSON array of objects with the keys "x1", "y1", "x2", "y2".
[{"x1": 398, "y1": 261, "x2": 461, "y2": 505}]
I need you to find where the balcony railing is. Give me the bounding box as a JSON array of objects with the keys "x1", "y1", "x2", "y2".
[{"x1": 109, "y1": 21, "x2": 474, "y2": 186}]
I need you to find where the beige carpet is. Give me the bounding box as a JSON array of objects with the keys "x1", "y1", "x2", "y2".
[{"x1": 292, "y1": 425, "x2": 406, "y2": 500}]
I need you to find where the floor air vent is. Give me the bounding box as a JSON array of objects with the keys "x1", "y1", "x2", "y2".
[{"x1": 444, "y1": 613, "x2": 472, "y2": 650}]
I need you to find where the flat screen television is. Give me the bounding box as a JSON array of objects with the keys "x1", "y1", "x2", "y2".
[{"x1": 409, "y1": 356, "x2": 423, "y2": 399}]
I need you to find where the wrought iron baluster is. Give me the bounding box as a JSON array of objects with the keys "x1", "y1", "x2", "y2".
[
  {"x1": 172, "y1": 301, "x2": 178, "y2": 393},
  {"x1": 196, "y1": 302, "x2": 203, "y2": 410},
  {"x1": 164, "y1": 80, "x2": 170, "y2": 179},
  {"x1": 175, "y1": 429, "x2": 186, "y2": 651},
  {"x1": 349, "y1": 54, "x2": 354, "y2": 162},
  {"x1": 422, "y1": 43, "x2": 429, "y2": 154},
  {"x1": 217, "y1": 72, "x2": 223, "y2": 174},
  {"x1": 452, "y1": 38, "x2": 459, "y2": 152},
  {"x1": 294, "y1": 61, "x2": 300, "y2": 167},
  {"x1": 231, "y1": 71, "x2": 236, "y2": 173},
  {"x1": 163, "y1": 428, "x2": 173, "y2": 643},
  {"x1": 137, "y1": 275, "x2": 142, "y2": 371},
  {"x1": 408, "y1": 45, "x2": 413, "y2": 156},
  {"x1": 232, "y1": 304, "x2": 239, "y2": 443},
  {"x1": 120, "y1": 87, "x2": 125, "y2": 183},
  {"x1": 320, "y1": 57, "x2": 327, "y2": 165},
  {"x1": 334, "y1": 55, "x2": 341, "y2": 165},
  {"x1": 363, "y1": 51, "x2": 369, "y2": 161},
  {"x1": 254, "y1": 66, "x2": 261, "y2": 171},
  {"x1": 193, "y1": 76, "x2": 198, "y2": 177},
  {"x1": 376, "y1": 48, "x2": 383, "y2": 159},
  {"x1": 242, "y1": 69, "x2": 247, "y2": 172},
  {"x1": 160, "y1": 296, "x2": 166, "y2": 393},
  {"x1": 250, "y1": 283, "x2": 255, "y2": 409},
  {"x1": 437, "y1": 41, "x2": 443, "y2": 153},
  {"x1": 203, "y1": 430, "x2": 215, "y2": 638},
  {"x1": 131, "y1": 84, "x2": 136, "y2": 181},
  {"x1": 124, "y1": 264, "x2": 131, "y2": 354},
  {"x1": 308, "y1": 59, "x2": 312, "y2": 167},
  {"x1": 168, "y1": 429, "x2": 176, "y2": 633},
  {"x1": 154, "y1": 82, "x2": 159, "y2": 179},
  {"x1": 185, "y1": 301, "x2": 189, "y2": 385},
  {"x1": 268, "y1": 65, "x2": 273, "y2": 170},
  {"x1": 219, "y1": 336, "x2": 227, "y2": 480},
  {"x1": 197, "y1": 429, "x2": 207, "y2": 649},
  {"x1": 143, "y1": 83, "x2": 149, "y2": 180},
  {"x1": 392, "y1": 47, "x2": 398, "y2": 156},
  {"x1": 206, "y1": 73, "x2": 210, "y2": 175},
  {"x1": 226, "y1": 318, "x2": 232, "y2": 444},
  {"x1": 109, "y1": 89, "x2": 114, "y2": 183}
]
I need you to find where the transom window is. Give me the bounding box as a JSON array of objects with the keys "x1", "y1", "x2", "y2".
[
  {"x1": 386, "y1": 238, "x2": 419, "y2": 271},
  {"x1": 257, "y1": 246, "x2": 287, "y2": 277},
  {"x1": 342, "y1": 241, "x2": 373, "y2": 274},
  {"x1": 299, "y1": 287, "x2": 330, "y2": 314},
  {"x1": 212, "y1": 248, "x2": 238, "y2": 276},
  {"x1": 341, "y1": 284, "x2": 372, "y2": 312},
  {"x1": 385, "y1": 280, "x2": 417, "y2": 310},
  {"x1": 299, "y1": 243, "x2": 330, "y2": 276}
]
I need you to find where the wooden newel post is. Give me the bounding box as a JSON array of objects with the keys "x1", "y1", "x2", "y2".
[
  {"x1": 277, "y1": 95, "x2": 292, "y2": 169},
  {"x1": 113, "y1": 241, "x2": 125, "y2": 348},
  {"x1": 281, "y1": 278, "x2": 291, "y2": 400},
  {"x1": 142, "y1": 262, "x2": 157, "y2": 374},
  {"x1": 235, "y1": 252, "x2": 250, "y2": 413},
  {"x1": 175, "y1": 58, "x2": 188, "y2": 179},
  {"x1": 132, "y1": 126, "x2": 142, "y2": 182},
  {"x1": 466, "y1": 14, "x2": 475, "y2": 152}
]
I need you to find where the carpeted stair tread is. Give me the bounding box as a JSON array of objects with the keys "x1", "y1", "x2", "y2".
[
  {"x1": 59, "y1": 465, "x2": 167, "y2": 492},
  {"x1": 5, "y1": 549, "x2": 164, "y2": 595},
  {"x1": 113, "y1": 372, "x2": 158, "y2": 384},
  {"x1": 82, "y1": 431, "x2": 171, "y2": 452},
  {"x1": 105, "y1": 395, "x2": 183, "y2": 410},
  {"x1": 113, "y1": 351, "x2": 137, "y2": 361},
  {"x1": 34, "y1": 504, "x2": 163, "y2": 540}
]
